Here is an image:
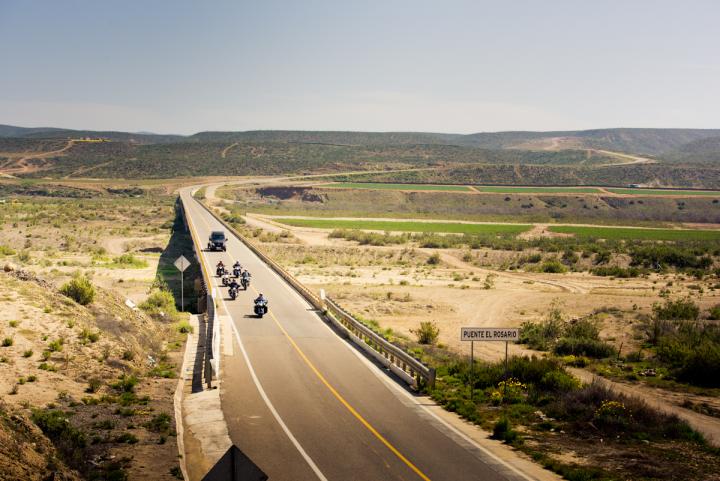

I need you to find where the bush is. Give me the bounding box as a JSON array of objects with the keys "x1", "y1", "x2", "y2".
[
  {"x1": 87, "y1": 378, "x2": 103, "y2": 393},
  {"x1": 60, "y1": 276, "x2": 95, "y2": 305},
  {"x1": 554, "y1": 337, "x2": 616, "y2": 359},
  {"x1": 1, "y1": 337, "x2": 13, "y2": 347},
  {"x1": 653, "y1": 297, "x2": 700, "y2": 320},
  {"x1": 540, "y1": 260, "x2": 567, "y2": 273},
  {"x1": 591, "y1": 266, "x2": 641, "y2": 278},
  {"x1": 491, "y1": 417, "x2": 520, "y2": 444},
  {"x1": 411, "y1": 321, "x2": 440, "y2": 345},
  {"x1": 519, "y1": 302, "x2": 564, "y2": 350},
  {"x1": 115, "y1": 432, "x2": 139, "y2": 444},
  {"x1": 32, "y1": 409, "x2": 87, "y2": 465},
  {"x1": 177, "y1": 320, "x2": 193, "y2": 334},
  {"x1": 112, "y1": 253, "x2": 148, "y2": 268},
  {"x1": 140, "y1": 289, "x2": 179, "y2": 320},
  {"x1": 145, "y1": 412, "x2": 172, "y2": 433},
  {"x1": 708, "y1": 305, "x2": 720, "y2": 321},
  {"x1": 426, "y1": 253, "x2": 441, "y2": 265},
  {"x1": 112, "y1": 375, "x2": 139, "y2": 393}
]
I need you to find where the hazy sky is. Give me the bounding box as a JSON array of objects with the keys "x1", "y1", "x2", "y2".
[{"x1": 1, "y1": 0, "x2": 718, "y2": 134}]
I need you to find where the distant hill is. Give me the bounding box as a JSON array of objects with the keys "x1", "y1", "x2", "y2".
[
  {"x1": 0, "y1": 124, "x2": 65, "y2": 138},
  {"x1": 0, "y1": 124, "x2": 183, "y2": 144},
  {"x1": 1, "y1": 124, "x2": 719, "y2": 182},
  {"x1": 661, "y1": 136, "x2": 720, "y2": 165},
  {"x1": 3, "y1": 124, "x2": 720, "y2": 154}
]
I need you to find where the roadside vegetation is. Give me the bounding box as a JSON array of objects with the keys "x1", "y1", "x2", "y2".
[{"x1": 0, "y1": 183, "x2": 191, "y2": 479}]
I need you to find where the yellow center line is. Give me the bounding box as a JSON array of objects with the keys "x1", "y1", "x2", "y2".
[
  {"x1": 249, "y1": 289, "x2": 432, "y2": 481},
  {"x1": 189, "y1": 195, "x2": 432, "y2": 481}
]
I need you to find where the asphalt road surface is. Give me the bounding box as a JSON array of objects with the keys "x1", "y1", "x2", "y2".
[{"x1": 180, "y1": 189, "x2": 531, "y2": 481}]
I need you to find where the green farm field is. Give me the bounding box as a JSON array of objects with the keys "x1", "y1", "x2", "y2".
[
  {"x1": 474, "y1": 186, "x2": 603, "y2": 194},
  {"x1": 273, "y1": 217, "x2": 531, "y2": 235},
  {"x1": 549, "y1": 225, "x2": 720, "y2": 241},
  {"x1": 327, "y1": 182, "x2": 472, "y2": 192},
  {"x1": 605, "y1": 188, "x2": 720, "y2": 196}
]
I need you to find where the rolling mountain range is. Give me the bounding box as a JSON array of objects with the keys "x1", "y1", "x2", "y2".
[{"x1": 0, "y1": 124, "x2": 718, "y2": 184}]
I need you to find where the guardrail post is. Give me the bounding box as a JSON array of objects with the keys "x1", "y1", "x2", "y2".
[{"x1": 427, "y1": 367, "x2": 436, "y2": 390}]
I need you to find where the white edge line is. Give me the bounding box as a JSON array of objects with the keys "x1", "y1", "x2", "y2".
[
  {"x1": 199, "y1": 195, "x2": 538, "y2": 481},
  {"x1": 190, "y1": 195, "x2": 328, "y2": 481},
  {"x1": 227, "y1": 309, "x2": 329, "y2": 481},
  {"x1": 191, "y1": 191, "x2": 535, "y2": 481}
]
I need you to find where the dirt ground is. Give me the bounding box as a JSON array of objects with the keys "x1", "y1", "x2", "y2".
[{"x1": 238, "y1": 215, "x2": 720, "y2": 445}]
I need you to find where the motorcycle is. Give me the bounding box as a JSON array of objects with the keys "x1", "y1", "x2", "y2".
[
  {"x1": 254, "y1": 299, "x2": 268, "y2": 318},
  {"x1": 233, "y1": 266, "x2": 241, "y2": 278},
  {"x1": 221, "y1": 275, "x2": 230, "y2": 286},
  {"x1": 229, "y1": 285, "x2": 238, "y2": 300},
  {"x1": 216, "y1": 265, "x2": 226, "y2": 277},
  {"x1": 241, "y1": 275, "x2": 250, "y2": 290}
]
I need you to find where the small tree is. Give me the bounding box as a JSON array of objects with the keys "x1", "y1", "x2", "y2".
[
  {"x1": 60, "y1": 276, "x2": 95, "y2": 305},
  {"x1": 411, "y1": 321, "x2": 440, "y2": 345}
]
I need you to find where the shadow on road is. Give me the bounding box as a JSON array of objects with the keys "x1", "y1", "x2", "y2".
[{"x1": 155, "y1": 199, "x2": 202, "y2": 313}]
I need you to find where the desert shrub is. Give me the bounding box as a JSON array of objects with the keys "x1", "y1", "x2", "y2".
[
  {"x1": 539, "y1": 370, "x2": 580, "y2": 392},
  {"x1": 112, "y1": 253, "x2": 147, "y2": 268},
  {"x1": 115, "y1": 432, "x2": 139, "y2": 444},
  {"x1": 47, "y1": 338, "x2": 64, "y2": 353},
  {"x1": 177, "y1": 320, "x2": 193, "y2": 334},
  {"x1": 86, "y1": 378, "x2": 103, "y2": 393},
  {"x1": 112, "y1": 375, "x2": 139, "y2": 393},
  {"x1": 540, "y1": 260, "x2": 567, "y2": 273},
  {"x1": 491, "y1": 417, "x2": 520, "y2": 444},
  {"x1": 1, "y1": 337, "x2": 13, "y2": 347},
  {"x1": 519, "y1": 302, "x2": 564, "y2": 350},
  {"x1": 708, "y1": 304, "x2": 720, "y2": 320},
  {"x1": 32, "y1": 409, "x2": 87, "y2": 466},
  {"x1": 591, "y1": 266, "x2": 641, "y2": 278},
  {"x1": 547, "y1": 382, "x2": 701, "y2": 441},
  {"x1": 677, "y1": 342, "x2": 720, "y2": 387},
  {"x1": 554, "y1": 337, "x2": 615, "y2": 358},
  {"x1": 145, "y1": 412, "x2": 172, "y2": 433},
  {"x1": 0, "y1": 245, "x2": 16, "y2": 256},
  {"x1": 564, "y1": 318, "x2": 600, "y2": 340},
  {"x1": 411, "y1": 321, "x2": 440, "y2": 345},
  {"x1": 59, "y1": 276, "x2": 95, "y2": 305},
  {"x1": 426, "y1": 253, "x2": 441, "y2": 265},
  {"x1": 631, "y1": 245, "x2": 712, "y2": 270},
  {"x1": 140, "y1": 289, "x2": 179, "y2": 320},
  {"x1": 653, "y1": 297, "x2": 699, "y2": 320}
]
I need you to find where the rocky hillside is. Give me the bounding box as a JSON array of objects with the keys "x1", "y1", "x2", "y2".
[{"x1": 0, "y1": 266, "x2": 185, "y2": 481}]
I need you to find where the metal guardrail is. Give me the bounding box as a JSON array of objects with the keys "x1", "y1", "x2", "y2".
[
  {"x1": 179, "y1": 195, "x2": 220, "y2": 380},
  {"x1": 195, "y1": 199, "x2": 435, "y2": 390}
]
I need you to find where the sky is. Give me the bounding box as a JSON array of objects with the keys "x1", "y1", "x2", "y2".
[{"x1": 1, "y1": 0, "x2": 719, "y2": 134}]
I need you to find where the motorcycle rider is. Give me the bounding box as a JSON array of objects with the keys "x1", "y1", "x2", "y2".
[
  {"x1": 254, "y1": 293, "x2": 267, "y2": 305},
  {"x1": 228, "y1": 279, "x2": 240, "y2": 299},
  {"x1": 216, "y1": 261, "x2": 225, "y2": 276}
]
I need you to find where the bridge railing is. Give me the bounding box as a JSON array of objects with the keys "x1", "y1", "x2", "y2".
[
  {"x1": 195, "y1": 199, "x2": 435, "y2": 390},
  {"x1": 179, "y1": 195, "x2": 220, "y2": 381}
]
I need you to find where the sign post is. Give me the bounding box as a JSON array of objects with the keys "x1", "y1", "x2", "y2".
[
  {"x1": 174, "y1": 255, "x2": 191, "y2": 312},
  {"x1": 460, "y1": 328, "x2": 520, "y2": 392}
]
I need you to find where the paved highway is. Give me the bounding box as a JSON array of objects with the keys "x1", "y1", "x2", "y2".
[{"x1": 180, "y1": 189, "x2": 532, "y2": 481}]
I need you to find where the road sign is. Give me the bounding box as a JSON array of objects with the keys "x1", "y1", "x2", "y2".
[
  {"x1": 174, "y1": 255, "x2": 191, "y2": 312},
  {"x1": 174, "y1": 255, "x2": 190, "y2": 272},
  {"x1": 461, "y1": 327, "x2": 519, "y2": 342}
]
